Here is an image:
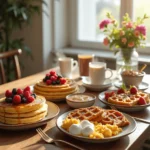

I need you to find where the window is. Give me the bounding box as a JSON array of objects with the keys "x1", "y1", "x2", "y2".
[{"x1": 70, "y1": 0, "x2": 150, "y2": 53}]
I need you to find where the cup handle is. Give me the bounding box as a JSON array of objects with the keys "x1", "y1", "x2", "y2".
[
  {"x1": 73, "y1": 60, "x2": 78, "y2": 70},
  {"x1": 105, "y1": 68, "x2": 113, "y2": 79}
]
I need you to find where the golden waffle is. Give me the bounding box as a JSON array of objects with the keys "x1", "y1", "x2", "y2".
[
  {"x1": 34, "y1": 78, "x2": 78, "y2": 100},
  {"x1": 67, "y1": 106, "x2": 129, "y2": 127},
  {"x1": 108, "y1": 92, "x2": 149, "y2": 106}
]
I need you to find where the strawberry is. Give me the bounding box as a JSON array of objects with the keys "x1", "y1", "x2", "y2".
[
  {"x1": 17, "y1": 88, "x2": 23, "y2": 95},
  {"x1": 27, "y1": 96, "x2": 34, "y2": 103},
  {"x1": 50, "y1": 70, "x2": 56, "y2": 76},
  {"x1": 24, "y1": 91, "x2": 31, "y2": 98},
  {"x1": 60, "y1": 78, "x2": 66, "y2": 84},
  {"x1": 130, "y1": 86, "x2": 138, "y2": 94},
  {"x1": 5, "y1": 90, "x2": 12, "y2": 97},
  {"x1": 46, "y1": 80, "x2": 52, "y2": 85},
  {"x1": 13, "y1": 95, "x2": 21, "y2": 104},
  {"x1": 117, "y1": 88, "x2": 125, "y2": 94},
  {"x1": 138, "y1": 97, "x2": 147, "y2": 105}
]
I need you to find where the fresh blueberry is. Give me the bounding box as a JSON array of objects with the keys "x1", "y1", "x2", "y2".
[
  {"x1": 31, "y1": 93, "x2": 36, "y2": 99},
  {"x1": 57, "y1": 75, "x2": 62, "y2": 79},
  {"x1": 56, "y1": 80, "x2": 60, "y2": 84},
  {"x1": 5, "y1": 97, "x2": 13, "y2": 103},
  {"x1": 21, "y1": 97, "x2": 27, "y2": 103},
  {"x1": 45, "y1": 75, "x2": 50, "y2": 80},
  {"x1": 12, "y1": 88, "x2": 17, "y2": 95},
  {"x1": 52, "y1": 81, "x2": 56, "y2": 85},
  {"x1": 43, "y1": 78, "x2": 46, "y2": 82}
]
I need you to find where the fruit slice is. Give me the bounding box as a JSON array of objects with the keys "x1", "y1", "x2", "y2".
[
  {"x1": 130, "y1": 86, "x2": 138, "y2": 94},
  {"x1": 138, "y1": 97, "x2": 147, "y2": 105}
]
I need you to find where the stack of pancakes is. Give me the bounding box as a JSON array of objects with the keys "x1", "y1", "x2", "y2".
[
  {"x1": 34, "y1": 79, "x2": 78, "y2": 100},
  {"x1": 0, "y1": 96, "x2": 48, "y2": 125}
]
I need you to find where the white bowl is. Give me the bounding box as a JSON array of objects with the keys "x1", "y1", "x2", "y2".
[{"x1": 66, "y1": 93, "x2": 96, "y2": 109}]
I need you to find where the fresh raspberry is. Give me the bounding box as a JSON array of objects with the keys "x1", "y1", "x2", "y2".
[
  {"x1": 24, "y1": 86, "x2": 31, "y2": 92},
  {"x1": 5, "y1": 90, "x2": 12, "y2": 97},
  {"x1": 13, "y1": 95, "x2": 21, "y2": 104},
  {"x1": 60, "y1": 78, "x2": 66, "y2": 84},
  {"x1": 27, "y1": 96, "x2": 34, "y2": 103},
  {"x1": 50, "y1": 76, "x2": 57, "y2": 81},
  {"x1": 50, "y1": 70, "x2": 56, "y2": 76},
  {"x1": 138, "y1": 97, "x2": 147, "y2": 105},
  {"x1": 117, "y1": 88, "x2": 125, "y2": 94},
  {"x1": 17, "y1": 88, "x2": 23, "y2": 95},
  {"x1": 46, "y1": 73, "x2": 50, "y2": 77},
  {"x1": 46, "y1": 80, "x2": 52, "y2": 85},
  {"x1": 130, "y1": 86, "x2": 138, "y2": 94},
  {"x1": 24, "y1": 91, "x2": 31, "y2": 98}
]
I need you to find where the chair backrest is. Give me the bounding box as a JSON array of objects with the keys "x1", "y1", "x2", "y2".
[{"x1": 0, "y1": 49, "x2": 22, "y2": 84}]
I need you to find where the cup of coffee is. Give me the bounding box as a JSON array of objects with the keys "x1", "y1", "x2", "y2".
[
  {"x1": 58, "y1": 57, "x2": 78, "y2": 78},
  {"x1": 78, "y1": 54, "x2": 94, "y2": 76},
  {"x1": 89, "y1": 62, "x2": 113, "y2": 85}
]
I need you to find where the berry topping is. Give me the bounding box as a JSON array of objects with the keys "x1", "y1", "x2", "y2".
[
  {"x1": 51, "y1": 76, "x2": 57, "y2": 81},
  {"x1": 27, "y1": 96, "x2": 34, "y2": 103},
  {"x1": 60, "y1": 78, "x2": 67, "y2": 84},
  {"x1": 5, "y1": 97, "x2": 13, "y2": 103},
  {"x1": 130, "y1": 86, "x2": 138, "y2": 94},
  {"x1": 117, "y1": 88, "x2": 125, "y2": 94},
  {"x1": 105, "y1": 91, "x2": 115, "y2": 100},
  {"x1": 17, "y1": 88, "x2": 23, "y2": 95},
  {"x1": 21, "y1": 97, "x2": 27, "y2": 103},
  {"x1": 31, "y1": 93, "x2": 36, "y2": 99},
  {"x1": 50, "y1": 70, "x2": 56, "y2": 76},
  {"x1": 138, "y1": 97, "x2": 147, "y2": 105},
  {"x1": 46, "y1": 80, "x2": 52, "y2": 85},
  {"x1": 12, "y1": 88, "x2": 17, "y2": 95},
  {"x1": 24, "y1": 86, "x2": 31, "y2": 92},
  {"x1": 24, "y1": 91, "x2": 31, "y2": 98},
  {"x1": 5, "y1": 90, "x2": 12, "y2": 97},
  {"x1": 13, "y1": 95, "x2": 21, "y2": 104}
]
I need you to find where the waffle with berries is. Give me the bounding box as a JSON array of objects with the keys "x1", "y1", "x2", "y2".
[
  {"x1": 0, "y1": 87, "x2": 48, "y2": 125},
  {"x1": 106, "y1": 87, "x2": 150, "y2": 106},
  {"x1": 67, "y1": 106, "x2": 129, "y2": 127},
  {"x1": 34, "y1": 70, "x2": 79, "y2": 100}
]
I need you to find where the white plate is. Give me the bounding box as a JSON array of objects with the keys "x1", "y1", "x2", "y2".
[
  {"x1": 114, "y1": 80, "x2": 149, "y2": 90},
  {"x1": 56, "y1": 111, "x2": 136, "y2": 143},
  {"x1": 98, "y1": 90, "x2": 150, "y2": 112},
  {"x1": 82, "y1": 77, "x2": 112, "y2": 91},
  {"x1": 0, "y1": 101, "x2": 60, "y2": 130}
]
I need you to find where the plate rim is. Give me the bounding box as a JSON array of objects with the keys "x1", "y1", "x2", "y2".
[
  {"x1": 56, "y1": 110, "x2": 137, "y2": 142},
  {"x1": 0, "y1": 101, "x2": 60, "y2": 129},
  {"x1": 98, "y1": 90, "x2": 150, "y2": 109}
]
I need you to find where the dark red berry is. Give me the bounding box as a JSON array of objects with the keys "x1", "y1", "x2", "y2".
[
  {"x1": 60, "y1": 78, "x2": 66, "y2": 84},
  {"x1": 46, "y1": 80, "x2": 52, "y2": 85},
  {"x1": 50, "y1": 70, "x2": 56, "y2": 76},
  {"x1": 24, "y1": 86, "x2": 31, "y2": 92},
  {"x1": 138, "y1": 97, "x2": 147, "y2": 105},
  {"x1": 130, "y1": 86, "x2": 138, "y2": 94},
  {"x1": 13, "y1": 95, "x2": 21, "y2": 104},
  {"x1": 27, "y1": 96, "x2": 34, "y2": 103},
  {"x1": 5, "y1": 90, "x2": 12, "y2": 97},
  {"x1": 17, "y1": 88, "x2": 23, "y2": 95},
  {"x1": 117, "y1": 88, "x2": 125, "y2": 94},
  {"x1": 51, "y1": 76, "x2": 57, "y2": 81},
  {"x1": 24, "y1": 91, "x2": 31, "y2": 98}
]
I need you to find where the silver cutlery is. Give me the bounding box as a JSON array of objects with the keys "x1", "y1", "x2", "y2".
[
  {"x1": 36, "y1": 128, "x2": 85, "y2": 150},
  {"x1": 110, "y1": 106, "x2": 150, "y2": 124}
]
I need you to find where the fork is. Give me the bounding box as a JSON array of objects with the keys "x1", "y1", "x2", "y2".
[
  {"x1": 36, "y1": 128, "x2": 85, "y2": 150},
  {"x1": 110, "y1": 106, "x2": 150, "y2": 124}
]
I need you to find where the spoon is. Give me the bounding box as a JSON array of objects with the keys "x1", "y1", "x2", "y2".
[{"x1": 139, "y1": 64, "x2": 147, "y2": 73}]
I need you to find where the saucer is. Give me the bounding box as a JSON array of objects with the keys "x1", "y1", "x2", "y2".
[
  {"x1": 82, "y1": 77, "x2": 112, "y2": 91},
  {"x1": 114, "y1": 80, "x2": 149, "y2": 90}
]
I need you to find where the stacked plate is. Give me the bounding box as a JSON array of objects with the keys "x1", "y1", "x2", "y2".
[{"x1": 82, "y1": 77, "x2": 112, "y2": 91}]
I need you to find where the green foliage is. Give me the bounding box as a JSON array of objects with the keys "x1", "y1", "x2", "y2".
[{"x1": 0, "y1": 0, "x2": 45, "y2": 82}]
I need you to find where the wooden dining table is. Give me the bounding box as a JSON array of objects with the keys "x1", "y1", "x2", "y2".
[{"x1": 0, "y1": 67, "x2": 150, "y2": 150}]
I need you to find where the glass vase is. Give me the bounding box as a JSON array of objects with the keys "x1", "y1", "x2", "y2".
[{"x1": 116, "y1": 48, "x2": 138, "y2": 75}]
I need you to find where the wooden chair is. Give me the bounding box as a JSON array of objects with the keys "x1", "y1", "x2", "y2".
[{"x1": 0, "y1": 49, "x2": 22, "y2": 84}]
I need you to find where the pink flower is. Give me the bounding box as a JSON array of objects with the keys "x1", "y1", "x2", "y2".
[
  {"x1": 103, "y1": 37, "x2": 109, "y2": 46},
  {"x1": 134, "y1": 30, "x2": 140, "y2": 37},
  {"x1": 99, "y1": 19, "x2": 111, "y2": 29},
  {"x1": 122, "y1": 38, "x2": 127, "y2": 44},
  {"x1": 128, "y1": 42, "x2": 135, "y2": 47},
  {"x1": 135, "y1": 25, "x2": 146, "y2": 36},
  {"x1": 126, "y1": 22, "x2": 133, "y2": 28}
]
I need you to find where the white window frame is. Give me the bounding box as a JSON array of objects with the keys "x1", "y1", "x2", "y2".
[{"x1": 69, "y1": 0, "x2": 150, "y2": 54}]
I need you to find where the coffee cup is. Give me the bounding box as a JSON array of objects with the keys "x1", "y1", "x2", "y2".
[
  {"x1": 78, "y1": 54, "x2": 94, "y2": 76},
  {"x1": 58, "y1": 57, "x2": 78, "y2": 78},
  {"x1": 89, "y1": 62, "x2": 113, "y2": 85}
]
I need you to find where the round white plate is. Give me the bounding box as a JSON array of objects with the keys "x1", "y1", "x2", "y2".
[
  {"x1": 98, "y1": 90, "x2": 150, "y2": 112},
  {"x1": 82, "y1": 77, "x2": 112, "y2": 91},
  {"x1": 0, "y1": 101, "x2": 60, "y2": 130},
  {"x1": 114, "y1": 80, "x2": 149, "y2": 90},
  {"x1": 56, "y1": 111, "x2": 136, "y2": 143}
]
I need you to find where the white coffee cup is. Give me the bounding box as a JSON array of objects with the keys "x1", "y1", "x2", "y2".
[
  {"x1": 58, "y1": 57, "x2": 78, "y2": 78},
  {"x1": 89, "y1": 62, "x2": 113, "y2": 85}
]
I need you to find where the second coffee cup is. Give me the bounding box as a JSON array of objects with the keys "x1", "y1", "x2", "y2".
[{"x1": 89, "y1": 62, "x2": 113, "y2": 85}]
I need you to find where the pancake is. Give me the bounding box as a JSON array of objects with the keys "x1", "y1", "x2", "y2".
[
  {"x1": 34, "y1": 78, "x2": 78, "y2": 100},
  {"x1": 0, "y1": 95, "x2": 46, "y2": 113}
]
